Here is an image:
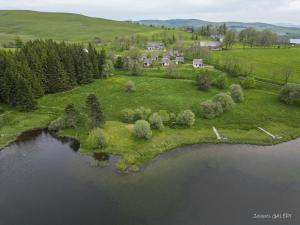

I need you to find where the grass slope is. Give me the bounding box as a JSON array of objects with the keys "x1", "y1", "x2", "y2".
[
  {"x1": 1, "y1": 71, "x2": 300, "y2": 170},
  {"x1": 0, "y1": 10, "x2": 157, "y2": 43},
  {"x1": 213, "y1": 48, "x2": 300, "y2": 83}
]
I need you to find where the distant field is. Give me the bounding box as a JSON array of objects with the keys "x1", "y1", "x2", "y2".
[
  {"x1": 0, "y1": 10, "x2": 158, "y2": 44},
  {"x1": 213, "y1": 48, "x2": 300, "y2": 83}
]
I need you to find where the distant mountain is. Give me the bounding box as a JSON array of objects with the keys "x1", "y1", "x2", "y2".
[
  {"x1": 274, "y1": 23, "x2": 300, "y2": 29},
  {"x1": 138, "y1": 19, "x2": 300, "y2": 38}
]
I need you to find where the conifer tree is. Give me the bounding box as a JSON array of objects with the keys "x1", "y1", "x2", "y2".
[
  {"x1": 86, "y1": 94, "x2": 105, "y2": 128},
  {"x1": 15, "y1": 76, "x2": 37, "y2": 111},
  {"x1": 64, "y1": 103, "x2": 79, "y2": 128}
]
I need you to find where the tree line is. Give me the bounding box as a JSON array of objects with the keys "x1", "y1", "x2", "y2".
[{"x1": 0, "y1": 40, "x2": 109, "y2": 111}]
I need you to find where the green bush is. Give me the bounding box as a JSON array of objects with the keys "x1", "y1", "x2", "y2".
[
  {"x1": 64, "y1": 103, "x2": 79, "y2": 128},
  {"x1": 213, "y1": 74, "x2": 228, "y2": 89},
  {"x1": 176, "y1": 110, "x2": 195, "y2": 127},
  {"x1": 194, "y1": 100, "x2": 223, "y2": 119},
  {"x1": 86, "y1": 128, "x2": 108, "y2": 149},
  {"x1": 48, "y1": 117, "x2": 66, "y2": 131},
  {"x1": 240, "y1": 76, "x2": 256, "y2": 89},
  {"x1": 134, "y1": 107, "x2": 151, "y2": 120},
  {"x1": 169, "y1": 112, "x2": 177, "y2": 128},
  {"x1": 0, "y1": 106, "x2": 4, "y2": 114},
  {"x1": 133, "y1": 120, "x2": 152, "y2": 139},
  {"x1": 121, "y1": 108, "x2": 135, "y2": 123},
  {"x1": 158, "y1": 110, "x2": 170, "y2": 124},
  {"x1": 196, "y1": 72, "x2": 211, "y2": 91},
  {"x1": 124, "y1": 80, "x2": 136, "y2": 93},
  {"x1": 213, "y1": 93, "x2": 235, "y2": 111},
  {"x1": 149, "y1": 113, "x2": 164, "y2": 130},
  {"x1": 279, "y1": 83, "x2": 300, "y2": 106},
  {"x1": 230, "y1": 84, "x2": 244, "y2": 103}
]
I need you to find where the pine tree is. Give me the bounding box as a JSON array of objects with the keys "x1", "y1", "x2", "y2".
[
  {"x1": 45, "y1": 49, "x2": 70, "y2": 93},
  {"x1": 64, "y1": 103, "x2": 79, "y2": 128},
  {"x1": 87, "y1": 43, "x2": 100, "y2": 79},
  {"x1": 15, "y1": 76, "x2": 37, "y2": 111},
  {"x1": 86, "y1": 94, "x2": 105, "y2": 128},
  {"x1": 98, "y1": 48, "x2": 106, "y2": 78}
]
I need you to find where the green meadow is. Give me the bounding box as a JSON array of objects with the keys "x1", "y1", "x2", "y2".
[
  {"x1": 1, "y1": 69, "x2": 300, "y2": 170},
  {"x1": 213, "y1": 47, "x2": 300, "y2": 83}
]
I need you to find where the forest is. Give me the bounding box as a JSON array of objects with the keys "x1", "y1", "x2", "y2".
[{"x1": 0, "y1": 40, "x2": 108, "y2": 111}]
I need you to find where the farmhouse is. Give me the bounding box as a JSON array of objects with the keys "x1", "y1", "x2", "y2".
[
  {"x1": 144, "y1": 58, "x2": 152, "y2": 67},
  {"x1": 175, "y1": 56, "x2": 184, "y2": 64},
  {"x1": 193, "y1": 59, "x2": 203, "y2": 68},
  {"x1": 147, "y1": 42, "x2": 165, "y2": 51},
  {"x1": 193, "y1": 41, "x2": 222, "y2": 50},
  {"x1": 162, "y1": 58, "x2": 170, "y2": 66},
  {"x1": 210, "y1": 34, "x2": 224, "y2": 42}
]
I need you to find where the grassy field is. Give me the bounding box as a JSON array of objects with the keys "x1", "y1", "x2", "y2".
[
  {"x1": 0, "y1": 10, "x2": 159, "y2": 44},
  {"x1": 213, "y1": 47, "x2": 300, "y2": 83},
  {"x1": 1, "y1": 70, "x2": 300, "y2": 170}
]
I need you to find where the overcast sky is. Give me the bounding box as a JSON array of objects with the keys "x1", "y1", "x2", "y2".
[{"x1": 1, "y1": 0, "x2": 300, "y2": 24}]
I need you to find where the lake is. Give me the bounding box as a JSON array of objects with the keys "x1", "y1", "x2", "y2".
[{"x1": 0, "y1": 130, "x2": 299, "y2": 225}]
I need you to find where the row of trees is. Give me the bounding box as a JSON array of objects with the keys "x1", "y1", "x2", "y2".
[
  {"x1": 224, "y1": 28, "x2": 288, "y2": 49},
  {"x1": 0, "y1": 40, "x2": 111, "y2": 111},
  {"x1": 194, "y1": 24, "x2": 228, "y2": 36}
]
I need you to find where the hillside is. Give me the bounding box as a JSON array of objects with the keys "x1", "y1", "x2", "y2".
[
  {"x1": 139, "y1": 19, "x2": 300, "y2": 38},
  {"x1": 0, "y1": 10, "x2": 157, "y2": 44}
]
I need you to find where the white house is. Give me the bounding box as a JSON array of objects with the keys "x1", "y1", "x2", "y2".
[
  {"x1": 147, "y1": 42, "x2": 165, "y2": 51},
  {"x1": 175, "y1": 56, "x2": 184, "y2": 64},
  {"x1": 144, "y1": 58, "x2": 152, "y2": 67},
  {"x1": 162, "y1": 58, "x2": 170, "y2": 67},
  {"x1": 193, "y1": 59, "x2": 203, "y2": 68}
]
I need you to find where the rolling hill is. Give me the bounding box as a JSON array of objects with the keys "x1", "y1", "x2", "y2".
[
  {"x1": 139, "y1": 19, "x2": 300, "y2": 38},
  {"x1": 0, "y1": 10, "x2": 158, "y2": 44}
]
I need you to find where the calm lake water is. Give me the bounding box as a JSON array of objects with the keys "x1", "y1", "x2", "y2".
[{"x1": 0, "y1": 130, "x2": 300, "y2": 225}]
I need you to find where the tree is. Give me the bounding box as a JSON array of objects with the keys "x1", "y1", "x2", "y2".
[
  {"x1": 133, "y1": 120, "x2": 152, "y2": 139},
  {"x1": 15, "y1": 37, "x2": 23, "y2": 48},
  {"x1": 165, "y1": 62, "x2": 178, "y2": 78},
  {"x1": 149, "y1": 113, "x2": 164, "y2": 130},
  {"x1": 86, "y1": 128, "x2": 108, "y2": 149},
  {"x1": 124, "y1": 80, "x2": 136, "y2": 93},
  {"x1": 193, "y1": 100, "x2": 223, "y2": 119},
  {"x1": 213, "y1": 74, "x2": 228, "y2": 89},
  {"x1": 223, "y1": 30, "x2": 236, "y2": 49},
  {"x1": 176, "y1": 110, "x2": 195, "y2": 127},
  {"x1": 15, "y1": 76, "x2": 37, "y2": 111},
  {"x1": 128, "y1": 59, "x2": 143, "y2": 76},
  {"x1": 281, "y1": 66, "x2": 295, "y2": 84},
  {"x1": 101, "y1": 60, "x2": 114, "y2": 78},
  {"x1": 64, "y1": 103, "x2": 79, "y2": 128},
  {"x1": 212, "y1": 93, "x2": 235, "y2": 111},
  {"x1": 196, "y1": 71, "x2": 211, "y2": 91},
  {"x1": 115, "y1": 56, "x2": 124, "y2": 69},
  {"x1": 86, "y1": 94, "x2": 105, "y2": 128},
  {"x1": 279, "y1": 83, "x2": 300, "y2": 106},
  {"x1": 98, "y1": 48, "x2": 106, "y2": 77},
  {"x1": 230, "y1": 84, "x2": 244, "y2": 103}
]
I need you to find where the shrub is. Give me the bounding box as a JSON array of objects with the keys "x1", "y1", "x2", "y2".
[
  {"x1": 86, "y1": 128, "x2": 108, "y2": 149},
  {"x1": 149, "y1": 113, "x2": 164, "y2": 130},
  {"x1": 230, "y1": 84, "x2": 244, "y2": 103},
  {"x1": 279, "y1": 83, "x2": 300, "y2": 106},
  {"x1": 196, "y1": 72, "x2": 211, "y2": 91},
  {"x1": 134, "y1": 107, "x2": 151, "y2": 120},
  {"x1": 133, "y1": 120, "x2": 152, "y2": 139},
  {"x1": 240, "y1": 76, "x2": 256, "y2": 89},
  {"x1": 124, "y1": 80, "x2": 136, "y2": 93},
  {"x1": 194, "y1": 100, "x2": 223, "y2": 119},
  {"x1": 176, "y1": 110, "x2": 195, "y2": 127},
  {"x1": 0, "y1": 106, "x2": 4, "y2": 114},
  {"x1": 128, "y1": 59, "x2": 143, "y2": 76},
  {"x1": 213, "y1": 74, "x2": 228, "y2": 89},
  {"x1": 121, "y1": 108, "x2": 135, "y2": 123},
  {"x1": 169, "y1": 112, "x2": 177, "y2": 128},
  {"x1": 101, "y1": 60, "x2": 114, "y2": 78},
  {"x1": 115, "y1": 56, "x2": 124, "y2": 69},
  {"x1": 158, "y1": 110, "x2": 170, "y2": 124},
  {"x1": 213, "y1": 93, "x2": 235, "y2": 111},
  {"x1": 48, "y1": 117, "x2": 66, "y2": 131}
]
